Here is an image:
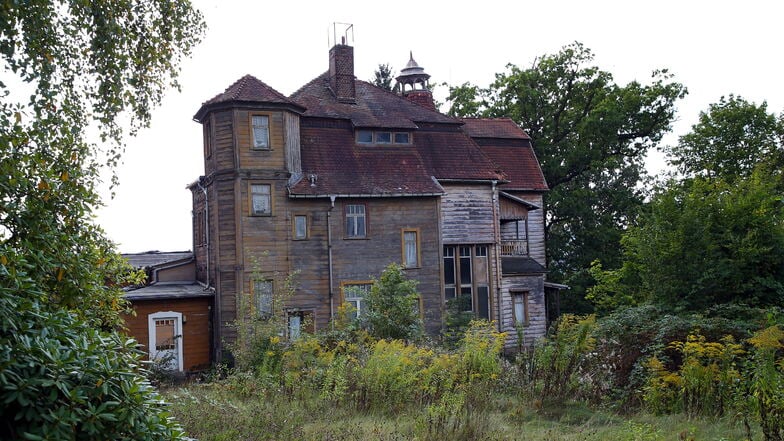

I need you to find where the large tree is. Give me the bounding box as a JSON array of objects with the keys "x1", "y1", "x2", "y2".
[
  {"x1": 371, "y1": 63, "x2": 395, "y2": 91},
  {"x1": 0, "y1": 1, "x2": 203, "y2": 439},
  {"x1": 445, "y1": 43, "x2": 686, "y2": 308},
  {"x1": 588, "y1": 173, "x2": 784, "y2": 312},
  {"x1": 665, "y1": 94, "x2": 783, "y2": 183}
]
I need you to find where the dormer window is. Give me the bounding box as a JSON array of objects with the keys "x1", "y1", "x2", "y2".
[
  {"x1": 376, "y1": 132, "x2": 392, "y2": 144},
  {"x1": 357, "y1": 130, "x2": 373, "y2": 144},
  {"x1": 394, "y1": 132, "x2": 410, "y2": 144},
  {"x1": 355, "y1": 130, "x2": 412, "y2": 145}
]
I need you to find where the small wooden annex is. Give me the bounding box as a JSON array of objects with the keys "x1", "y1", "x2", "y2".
[{"x1": 122, "y1": 251, "x2": 213, "y2": 373}]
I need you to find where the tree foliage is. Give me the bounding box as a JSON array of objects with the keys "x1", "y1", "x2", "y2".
[
  {"x1": 445, "y1": 42, "x2": 686, "y2": 306},
  {"x1": 364, "y1": 263, "x2": 423, "y2": 341},
  {"x1": 666, "y1": 95, "x2": 784, "y2": 182},
  {"x1": 371, "y1": 63, "x2": 395, "y2": 91},
  {"x1": 0, "y1": 1, "x2": 204, "y2": 439},
  {"x1": 589, "y1": 173, "x2": 784, "y2": 311}
]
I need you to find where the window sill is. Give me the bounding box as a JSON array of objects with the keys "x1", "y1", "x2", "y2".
[{"x1": 343, "y1": 236, "x2": 369, "y2": 240}]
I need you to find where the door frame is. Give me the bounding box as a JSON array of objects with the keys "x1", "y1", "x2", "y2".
[{"x1": 148, "y1": 311, "x2": 184, "y2": 372}]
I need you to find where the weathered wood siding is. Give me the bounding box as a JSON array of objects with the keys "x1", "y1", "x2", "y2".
[
  {"x1": 123, "y1": 297, "x2": 212, "y2": 372},
  {"x1": 505, "y1": 192, "x2": 545, "y2": 265},
  {"x1": 499, "y1": 275, "x2": 546, "y2": 349},
  {"x1": 235, "y1": 109, "x2": 286, "y2": 170},
  {"x1": 330, "y1": 197, "x2": 442, "y2": 333},
  {"x1": 440, "y1": 184, "x2": 495, "y2": 244},
  {"x1": 284, "y1": 112, "x2": 301, "y2": 176},
  {"x1": 499, "y1": 197, "x2": 528, "y2": 220},
  {"x1": 204, "y1": 110, "x2": 235, "y2": 176}
]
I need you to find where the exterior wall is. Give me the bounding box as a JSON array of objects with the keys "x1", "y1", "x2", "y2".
[
  {"x1": 235, "y1": 109, "x2": 287, "y2": 170},
  {"x1": 440, "y1": 184, "x2": 495, "y2": 244},
  {"x1": 123, "y1": 297, "x2": 212, "y2": 372},
  {"x1": 499, "y1": 275, "x2": 546, "y2": 349},
  {"x1": 156, "y1": 261, "x2": 196, "y2": 283},
  {"x1": 329, "y1": 197, "x2": 442, "y2": 333}
]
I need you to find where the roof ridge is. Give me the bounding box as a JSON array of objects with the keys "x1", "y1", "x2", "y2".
[{"x1": 233, "y1": 74, "x2": 252, "y2": 100}]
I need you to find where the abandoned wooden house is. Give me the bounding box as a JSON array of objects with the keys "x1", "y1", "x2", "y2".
[
  {"x1": 183, "y1": 38, "x2": 557, "y2": 364},
  {"x1": 123, "y1": 37, "x2": 559, "y2": 372}
]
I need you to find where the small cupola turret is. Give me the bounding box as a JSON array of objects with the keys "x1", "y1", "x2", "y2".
[{"x1": 395, "y1": 52, "x2": 435, "y2": 111}]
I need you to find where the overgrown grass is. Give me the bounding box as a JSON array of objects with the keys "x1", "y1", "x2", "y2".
[{"x1": 163, "y1": 383, "x2": 754, "y2": 440}]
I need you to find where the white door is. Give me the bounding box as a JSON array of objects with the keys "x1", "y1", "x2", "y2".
[{"x1": 148, "y1": 311, "x2": 184, "y2": 372}]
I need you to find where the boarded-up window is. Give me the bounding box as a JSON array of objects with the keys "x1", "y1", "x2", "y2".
[
  {"x1": 251, "y1": 115, "x2": 270, "y2": 150},
  {"x1": 251, "y1": 184, "x2": 271, "y2": 216},
  {"x1": 254, "y1": 280, "x2": 273, "y2": 317},
  {"x1": 154, "y1": 319, "x2": 176, "y2": 350},
  {"x1": 204, "y1": 119, "x2": 212, "y2": 158}
]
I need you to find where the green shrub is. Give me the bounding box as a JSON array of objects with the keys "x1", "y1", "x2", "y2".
[
  {"x1": 364, "y1": 263, "x2": 423, "y2": 342},
  {"x1": 0, "y1": 285, "x2": 184, "y2": 440},
  {"x1": 741, "y1": 325, "x2": 784, "y2": 441},
  {"x1": 643, "y1": 333, "x2": 743, "y2": 416},
  {"x1": 517, "y1": 314, "x2": 597, "y2": 403}
]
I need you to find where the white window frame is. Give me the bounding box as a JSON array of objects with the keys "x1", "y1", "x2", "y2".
[
  {"x1": 342, "y1": 282, "x2": 372, "y2": 320},
  {"x1": 147, "y1": 311, "x2": 184, "y2": 372},
  {"x1": 345, "y1": 204, "x2": 367, "y2": 238}
]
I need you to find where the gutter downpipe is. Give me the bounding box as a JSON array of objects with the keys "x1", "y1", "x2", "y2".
[
  {"x1": 491, "y1": 180, "x2": 503, "y2": 333},
  {"x1": 328, "y1": 195, "x2": 336, "y2": 328}
]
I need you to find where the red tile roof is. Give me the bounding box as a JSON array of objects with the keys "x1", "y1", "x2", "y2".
[
  {"x1": 460, "y1": 118, "x2": 547, "y2": 191},
  {"x1": 289, "y1": 125, "x2": 444, "y2": 196},
  {"x1": 194, "y1": 75, "x2": 304, "y2": 121},
  {"x1": 291, "y1": 74, "x2": 457, "y2": 128},
  {"x1": 460, "y1": 118, "x2": 531, "y2": 140},
  {"x1": 287, "y1": 76, "x2": 507, "y2": 196}
]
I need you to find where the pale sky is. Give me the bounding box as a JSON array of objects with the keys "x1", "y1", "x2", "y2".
[{"x1": 97, "y1": 0, "x2": 784, "y2": 253}]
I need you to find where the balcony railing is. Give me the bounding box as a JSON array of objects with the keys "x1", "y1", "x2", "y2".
[{"x1": 500, "y1": 240, "x2": 528, "y2": 256}]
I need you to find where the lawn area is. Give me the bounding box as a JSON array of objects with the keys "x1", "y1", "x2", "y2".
[{"x1": 163, "y1": 381, "x2": 753, "y2": 441}]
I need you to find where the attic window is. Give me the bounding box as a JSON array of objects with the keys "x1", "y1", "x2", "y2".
[
  {"x1": 357, "y1": 130, "x2": 373, "y2": 143},
  {"x1": 355, "y1": 130, "x2": 412, "y2": 145},
  {"x1": 394, "y1": 132, "x2": 410, "y2": 144},
  {"x1": 376, "y1": 132, "x2": 391, "y2": 144}
]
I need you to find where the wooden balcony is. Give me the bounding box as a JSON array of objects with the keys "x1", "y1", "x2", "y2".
[{"x1": 500, "y1": 240, "x2": 528, "y2": 256}]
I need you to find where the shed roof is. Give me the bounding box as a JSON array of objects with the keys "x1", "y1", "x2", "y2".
[
  {"x1": 123, "y1": 251, "x2": 193, "y2": 269},
  {"x1": 123, "y1": 282, "x2": 213, "y2": 301},
  {"x1": 501, "y1": 256, "x2": 547, "y2": 275}
]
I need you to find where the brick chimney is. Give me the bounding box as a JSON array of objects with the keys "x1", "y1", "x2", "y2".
[{"x1": 329, "y1": 44, "x2": 356, "y2": 103}]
